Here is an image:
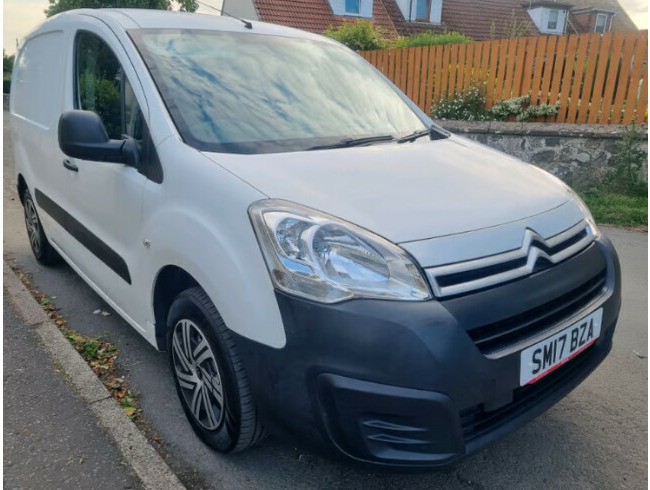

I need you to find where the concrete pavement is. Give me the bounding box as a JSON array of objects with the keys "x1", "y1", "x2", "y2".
[{"x1": 3, "y1": 296, "x2": 142, "y2": 489}]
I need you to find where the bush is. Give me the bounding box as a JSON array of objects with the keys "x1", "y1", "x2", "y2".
[
  {"x1": 323, "y1": 20, "x2": 388, "y2": 51},
  {"x1": 488, "y1": 95, "x2": 530, "y2": 120},
  {"x1": 487, "y1": 96, "x2": 560, "y2": 121},
  {"x1": 323, "y1": 22, "x2": 473, "y2": 51},
  {"x1": 519, "y1": 102, "x2": 560, "y2": 121},
  {"x1": 602, "y1": 123, "x2": 648, "y2": 197},
  {"x1": 430, "y1": 85, "x2": 491, "y2": 121},
  {"x1": 432, "y1": 86, "x2": 562, "y2": 122},
  {"x1": 3, "y1": 78, "x2": 10, "y2": 94},
  {"x1": 392, "y1": 31, "x2": 472, "y2": 48}
]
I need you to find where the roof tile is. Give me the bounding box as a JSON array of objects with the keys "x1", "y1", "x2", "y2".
[{"x1": 252, "y1": 0, "x2": 635, "y2": 41}]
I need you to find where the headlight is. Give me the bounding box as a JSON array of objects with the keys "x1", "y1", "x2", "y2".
[
  {"x1": 249, "y1": 200, "x2": 431, "y2": 303},
  {"x1": 570, "y1": 190, "x2": 600, "y2": 238}
]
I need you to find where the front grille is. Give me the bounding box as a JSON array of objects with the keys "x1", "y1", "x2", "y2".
[
  {"x1": 426, "y1": 220, "x2": 595, "y2": 298},
  {"x1": 460, "y1": 341, "x2": 600, "y2": 442},
  {"x1": 467, "y1": 268, "x2": 607, "y2": 355}
]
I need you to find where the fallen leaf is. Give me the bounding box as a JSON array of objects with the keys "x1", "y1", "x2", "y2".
[
  {"x1": 93, "y1": 309, "x2": 101, "y2": 314},
  {"x1": 100, "y1": 311, "x2": 111, "y2": 317},
  {"x1": 78, "y1": 456, "x2": 85, "y2": 464},
  {"x1": 124, "y1": 407, "x2": 136, "y2": 417}
]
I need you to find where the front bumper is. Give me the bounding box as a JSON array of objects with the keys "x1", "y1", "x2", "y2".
[{"x1": 234, "y1": 236, "x2": 621, "y2": 468}]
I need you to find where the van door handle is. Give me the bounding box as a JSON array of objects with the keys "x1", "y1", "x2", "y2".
[{"x1": 63, "y1": 159, "x2": 78, "y2": 172}]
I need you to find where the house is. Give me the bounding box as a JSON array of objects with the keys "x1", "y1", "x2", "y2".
[
  {"x1": 221, "y1": 0, "x2": 638, "y2": 41},
  {"x1": 567, "y1": 0, "x2": 637, "y2": 32}
]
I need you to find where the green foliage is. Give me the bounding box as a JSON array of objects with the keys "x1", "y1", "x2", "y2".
[
  {"x1": 3, "y1": 49, "x2": 15, "y2": 74},
  {"x1": 3, "y1": 78, "x2": 11, "y2": 94},
  {"x1": 487, "y1": 95, "x2": 530, "y2": 120},
  {"x1": 520, "y1": 102, "x2": 561, "y2": 121},
  {"x1": 45, "y1": 0, "x2": 197, "y2": 17},
  {"x1": 392, "y1": 31, "x2": 472, "y2": 48},
  {"x1": 430, "y1": 85, "x2": 491, "y2": 121},
  {"x1": 323, "y1": 20, "x2": 388, "y2": 51},
  {"x1": 79, "y1": 72, "x2": 121, "y2": 138},
  {"x1": 490, "y1": 9, "x2": 533, "y2": 39},
  {"x1": 432, "y1": 86, "x2": 561, "y2": 122},
  {"x1": 488, "y1": 95, "x2": 560, "y2": 121},
  {"x1": 579, "y1": 191, "x2": 647, "y2": 227},
  {"x1": 324, "y1": 21, "x2": 472, "y2": 51},
  {"x1": 82, "y1": 339, "x2": 101, "y2": 358},
  {"x1": 602, "y1": 123, "x2": 648, "y2": 197}
]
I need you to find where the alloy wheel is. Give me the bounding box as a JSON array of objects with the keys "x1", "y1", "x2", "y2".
[
  {"x1": 24, "y1": 198, "x2": 42, "y2": 255},
  {"x1": 172, "y1": 319, "x2": 225, "y2": 430}
]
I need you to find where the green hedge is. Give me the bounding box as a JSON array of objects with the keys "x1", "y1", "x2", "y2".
[{"x1": 3, "y1": 78, "x2": 10, "y2": 94}]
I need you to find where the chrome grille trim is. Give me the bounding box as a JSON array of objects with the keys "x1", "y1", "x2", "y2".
[{"x1": 426, "y1": 220, "x2": 595, "y2": 298}]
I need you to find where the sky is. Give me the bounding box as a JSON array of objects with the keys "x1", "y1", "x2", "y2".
[
  {"x1": 3, "y1": 0, "x2": 224, "y2": 55},
  {"x1": 2, "y1": 0, "x2": 648, "y2": 55}
]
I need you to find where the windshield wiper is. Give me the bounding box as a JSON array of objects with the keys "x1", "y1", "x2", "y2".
[
  {"x1": 307, "y1": 134, "x2": 395, "y2": 151},
  {"x1": 397, "y1": 128, "x2": 435, "y2": 143},
  {"x1": 397, "y1": 126, "x2": 450, "y2": 143}
]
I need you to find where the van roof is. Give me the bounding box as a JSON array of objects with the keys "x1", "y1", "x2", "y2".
[{"x1": 44, "y1": 8, "x2": 328, "y2": 42}]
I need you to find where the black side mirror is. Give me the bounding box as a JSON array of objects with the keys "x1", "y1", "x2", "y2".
[{"x1": 58, "y1": 110, "x2": 137, "y2": 166}]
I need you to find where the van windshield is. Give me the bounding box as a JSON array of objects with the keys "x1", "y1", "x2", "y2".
[{"x1": 129, "y1": 29, "x2": 434, "y2": 154}]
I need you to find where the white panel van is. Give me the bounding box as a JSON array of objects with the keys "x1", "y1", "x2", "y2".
[{"x1": 11, "y1": 9, "x2": 621, "y2": 467}]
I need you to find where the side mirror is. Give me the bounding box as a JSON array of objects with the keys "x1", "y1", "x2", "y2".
[{"x1": 58, "y1": 110, "x2": 137, "y2": 166}]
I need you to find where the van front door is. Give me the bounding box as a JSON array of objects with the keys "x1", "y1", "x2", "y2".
[{"x1": 50, "y1": 27, "x2": 150, "y2": 327}]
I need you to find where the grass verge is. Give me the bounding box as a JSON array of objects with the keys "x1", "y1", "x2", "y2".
[{"x1": 580, "y1": 192, "x2": 648, "y2": 229}]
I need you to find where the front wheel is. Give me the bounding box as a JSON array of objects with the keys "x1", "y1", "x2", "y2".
[{"x1": 167, "y1": 287, "x2": 266, "y2": 453}]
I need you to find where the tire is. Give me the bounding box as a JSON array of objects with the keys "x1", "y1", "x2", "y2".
[
  {"x1": 22, "y1": 189, "x2": 60, "y2": 265},
  {"x1": 166, "y1": 286, "x2": 267, "y2": 453}
]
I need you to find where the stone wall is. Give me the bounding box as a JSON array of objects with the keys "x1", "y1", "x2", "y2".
[{"x1": 435, "y1": 120, "x2": 648, "y2": 190}]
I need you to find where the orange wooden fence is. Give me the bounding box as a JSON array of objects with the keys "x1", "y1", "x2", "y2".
[{"x1": 359, "y1": 30, "x2": 648, "y2": 124}]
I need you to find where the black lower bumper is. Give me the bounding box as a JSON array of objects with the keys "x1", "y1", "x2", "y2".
[{"x1": 234, "y1": 236, "x2": 621, "y2": 468}]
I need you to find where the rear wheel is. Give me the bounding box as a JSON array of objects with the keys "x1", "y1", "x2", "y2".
[
  {"x1": 22, "y1": 189, "x2": 60, "y2": 265},
  {"x1": 167, "y1": 287, "x2": 266, "y2": 453}
]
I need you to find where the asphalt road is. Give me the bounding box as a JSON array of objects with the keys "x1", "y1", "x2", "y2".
[{"x1": 3, "y1": 110, "x2": 648, "y2": 489}]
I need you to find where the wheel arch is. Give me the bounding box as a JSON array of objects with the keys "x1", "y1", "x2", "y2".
[
  {"x1": 152, "y1": 264, "x2": 201, "y2": 351},
  {"x1": 17, "y1": 173, "x2": 28, "y2": 203}
]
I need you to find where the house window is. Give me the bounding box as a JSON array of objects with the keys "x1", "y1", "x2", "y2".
[
  {"x1": 415, "y1": 0, "x2": 430, "y2": 21},
  {"x1": 595, "y1": 13, "x2": 608, "y2": 33},
  {"x1": 345, "y1": 0, "x2": 360, "y2": 14},
  {"x1": 547, "y1": 9, "x2": 559, "y2": 30}
]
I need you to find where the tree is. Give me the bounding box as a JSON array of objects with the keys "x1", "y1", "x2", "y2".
[
  {"x1": 45, "y1": 0, "x2": 198, "y2": 18},
  {"x1": 323, "y1": 20, "x2": 389, "y2": 51},
  {"x1": 490, "y1": 10, "x2": 533, "y2": 39},
  {"x1": 3, "y1": 50, "x2": 15, "y2": 74}
]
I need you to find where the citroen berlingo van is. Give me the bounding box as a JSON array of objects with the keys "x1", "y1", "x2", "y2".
[{"x1": 11, "y1": 9, "x2": 621, "y2": 468}]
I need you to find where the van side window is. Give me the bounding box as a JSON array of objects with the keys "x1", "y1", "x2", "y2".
[
  {"x1": 75, "y1": 30, "x2": 162, "y2": 183},
  {"x1": 76, "y1": 31, "x2": 123, "y2": 138},
  {"x1": 76, "y1": 31, "x2": 144, "y2": 143}
]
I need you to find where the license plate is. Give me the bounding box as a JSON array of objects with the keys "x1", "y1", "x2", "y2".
[{"x1": 520, "y1": 308, "x2": 603, "y2": 386}]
